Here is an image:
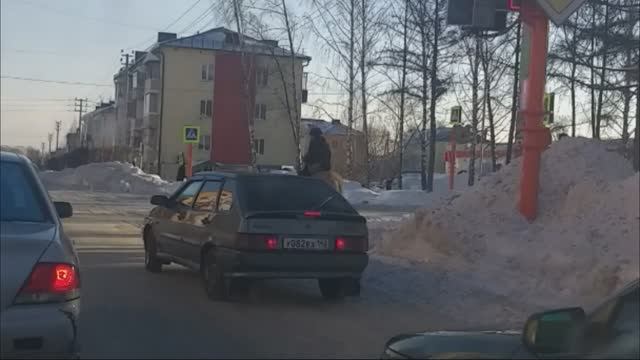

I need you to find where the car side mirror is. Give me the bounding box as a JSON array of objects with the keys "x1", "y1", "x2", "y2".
[
  {"x1": 522, "y1": 307, "x2": 585, "y2": 354},
  {"x1": 54, "y1": 202, "x2": 73, "y2": 219},
  {"x1": 150, "y1": 195, "x2": 169, "y2": 206}
]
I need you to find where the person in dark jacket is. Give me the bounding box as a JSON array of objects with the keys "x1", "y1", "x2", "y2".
[{"x1": 302, "y1": 127, "x2": 331, "y2": 176}]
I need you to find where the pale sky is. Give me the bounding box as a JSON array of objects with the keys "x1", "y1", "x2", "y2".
[
  {"x1": 0, "y1": 0, "x2": 336, "y2": 148},
  {"x1": 1, "y1": 0, "x2": 599, "y2": 150}
]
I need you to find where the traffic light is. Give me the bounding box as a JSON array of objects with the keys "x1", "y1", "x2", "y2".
[
  {"x1": 447, "y1": 0, "x2": 510, "y2": 31},
  {"x1": 450, "y1": 106, "x2": 462, "y2": 124},
  {"x1": 543, "y1": 92, "x2": 555, "y2": 125}
]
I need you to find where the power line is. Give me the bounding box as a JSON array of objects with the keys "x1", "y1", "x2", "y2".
[
  {"x1": 1, "y1": 75, "x2": 112, "y2": 87},
  {"x1": 15, "y1": 0, "x2": 159, "y2": 31},
  {"x1": 0, "y1": 97, "x2": 78, "y2": 102},
  {"x1": 166, "y1": 0, "x2": 206, "y2": 30},
  {"x1": 178, "y1": 2, "x2": 217, "y2": 35},
  {"x1": 125, "y1": 0, "x2": 205, "y2": 51},
  {"x1": 0, "y1": 109, "x2": 74, "y2": 113}
]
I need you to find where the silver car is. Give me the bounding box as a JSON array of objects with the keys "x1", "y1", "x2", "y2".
[{"x1": 0, "y1": 151, "x2": 80, "y2": 359}]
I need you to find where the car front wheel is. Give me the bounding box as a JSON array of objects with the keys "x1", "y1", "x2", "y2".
[
  {"x1": 202, "y1": 249, "x2": 229, "y2": 301},
  {"x1": 144, "y1": 231, "x2": 162, "y2": 273}
]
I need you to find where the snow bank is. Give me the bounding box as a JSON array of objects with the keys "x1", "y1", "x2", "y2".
[
  {"x1": 40, "y1": 162, "x2": 180, "y2": 195},
  {"x1": 343, "y1": 173, "x2": 467, "y2": 209},
  {"x1": 377, "y1": 137, "x2": 639, "y2": 309},
  {"x1": 342, "y1": 180, "x2": 380, "y2": 205}
]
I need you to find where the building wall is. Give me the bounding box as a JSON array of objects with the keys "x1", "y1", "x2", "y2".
[
  {"x1": 114, "y1": 71, "x2": 130, "y2": 147},
  {"x1": 252, "y1": 56, "x2": 302, "y2": 167},
  {"x1": 211, "y1": 53, "x2": 253, "y2": 165},
  {"x1": 148, "y1": 47, "x2": 306, "y2": 180},
  {"x1": 158, "y1": 47, "x2": 215, "y2": 179},
  {"x1": 84, "y1": 106, "x2": 116, "y2": 149}
]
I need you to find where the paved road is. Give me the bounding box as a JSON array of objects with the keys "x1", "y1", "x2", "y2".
[{"x1": 52, "y1": 191, "x2": 523, "y2": 359}]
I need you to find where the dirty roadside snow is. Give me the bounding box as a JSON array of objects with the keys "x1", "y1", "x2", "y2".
[{"x1": 376, "y1": 137, "x2": 639, "y2": 314}]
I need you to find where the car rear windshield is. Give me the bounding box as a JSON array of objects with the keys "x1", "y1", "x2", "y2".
[
  {"x1": 239, "y1": 176, "x2": 356, "y2": 214},
  {"x1": 0, "y1": 161, "x2": 51, "y2": 223}
]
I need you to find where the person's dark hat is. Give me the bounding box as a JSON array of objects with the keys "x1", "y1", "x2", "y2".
[{"x1": 310, "y1": 127, "x2": 323, "y2": 137}]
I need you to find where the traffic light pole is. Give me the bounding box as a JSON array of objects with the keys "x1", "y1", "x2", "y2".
[
  {"x1": 517, "y1": 0, "x2": 549, "y2": 221},
  {"x1": 186, "y1": 144, "x2": 193, "y2": 178}
]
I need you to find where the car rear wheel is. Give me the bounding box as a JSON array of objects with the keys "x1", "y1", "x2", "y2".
[
  {"x1": 318, "y1": 278, "x2": 346, "y2": 300},
  {"x1": 202, "y1": 249, "x2": 229, "y2": 301},
  {"x1": 144, "y1": 232, "x2": 162, "y2": 273}
]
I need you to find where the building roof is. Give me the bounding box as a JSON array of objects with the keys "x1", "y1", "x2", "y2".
[
  {"x1": 114, "y1": 27, "x2": 311, "y2": 79},
  {"x1": 82, "y1": 102, "x2": 115, "y2": 119},
  {"x1": 155, "y1": 27, "x2": 311, "y2": 61},
  {"x1": 301, "y1": 118, "x2": 363, "y2": 137}
]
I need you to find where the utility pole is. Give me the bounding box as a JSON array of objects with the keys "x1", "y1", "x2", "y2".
[
  {"x1": 41, "y1": 142, "x2": 45, "y2": 161},
  {"x1": 55, "y1": 121, "x2": 61, "y2": 151},
  {"x1": 48, "y1": 133, "x2": 53, "y2": 154},
  {"x1": 74, "y1": 98, "x2": 88, "y2": 147},
  {"x1": 121, "y1": 49, "x2": 133, "y2": 149}
]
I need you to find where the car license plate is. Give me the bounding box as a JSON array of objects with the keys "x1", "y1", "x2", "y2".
[{"x1": 284, "y1": 238, "x2": 329, "y2": 250}]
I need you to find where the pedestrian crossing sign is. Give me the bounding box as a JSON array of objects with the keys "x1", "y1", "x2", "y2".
[{"x1": 183, "y1": 126, "x2": 200, "y2": 144}]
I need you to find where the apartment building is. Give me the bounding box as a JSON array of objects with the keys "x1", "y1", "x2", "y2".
[
  {"x1": 83, "y1": 101, "x2": 116, "y2": 150},
  {"x1": 113, "y1": 27, "x2": 310, "y2": 180}
]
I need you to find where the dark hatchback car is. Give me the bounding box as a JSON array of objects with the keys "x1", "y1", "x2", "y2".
[
  {"x1": 383, "y1": 279, "x2": 639, "y2": 359},
  {"x1": 142, "y1": 171, "x2": 368, "y2": 300}
]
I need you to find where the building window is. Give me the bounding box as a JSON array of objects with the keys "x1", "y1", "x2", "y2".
[
  {"x1": 198, "y1": 134, "x2": 211, "y2": 151},
  {"x1": 200, "y1": 100, "x2": 212, "y2": 117},
  {"x1": 254, "y1": 104, "x2": 267, "y2": 121},
  {"x1": 256, "y1": 68, "x2": 268, "y2": 87},
  {"x1": 147, "y1": 63, "x2": 159, "y2": 80},
  {"x1": 145, "y1": 93, "x2": 159, "y2": 114},
  {"x1": 201, "y1": 64, "x2": 213, "y2": 81},
  {"x1": 253, "y1": 139, "x2": 264, "y2": 155}
]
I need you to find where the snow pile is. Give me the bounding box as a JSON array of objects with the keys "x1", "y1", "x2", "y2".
[
  {"x1": 40, "y1": 162, "x2": 180, "y2": 195},
  {"x1": 342, "y1": 180, "x2": 380, "y2": 205},
  {"x1": 343, "y1": 173, "x2": 468, "y2": 209},
  {"x1": 377, "y1": 137, "x2": 639, "y2": 309}
]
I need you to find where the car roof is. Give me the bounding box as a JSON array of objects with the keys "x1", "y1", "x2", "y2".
[{"x1": 0, "y1": 151, "x2": 28, "y2": 164}]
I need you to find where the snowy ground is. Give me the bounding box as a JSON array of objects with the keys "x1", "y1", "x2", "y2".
[
  {"x1": 377, "y1": 138, "x2": 640, "y2": 311},
  {"x1": 41, "y1": 141, "x2": 638, "y2": 333},
  {"x1": 49, "y1": 189, "x2": 536, "y2": 360}
]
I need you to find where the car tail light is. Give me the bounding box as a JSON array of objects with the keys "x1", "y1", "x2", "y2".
[
  {"x1": 14, "y1": 263, "x2": 80, "y2": 305},
  {"x1": 236, "y1": 233, "x2": 280, "y2": 251},
  {"x1": 303, "y1": 210, "x2": 321, "y2": 218},
  {"x1": 265, "y1": 236, "x2": 278, "y2": 250},
  {"x1": 334, "y1": 236, "x2": 368, "y2": 252}
]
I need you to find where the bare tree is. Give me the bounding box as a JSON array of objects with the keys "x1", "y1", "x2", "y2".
[
  {"x1": 309, "y1": 0, "x2": 359, "y2": 178},
  {"x1": 506, "y1": 19, "x2": 521, "y2": 164}
]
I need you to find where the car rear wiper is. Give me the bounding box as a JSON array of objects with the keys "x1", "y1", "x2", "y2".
[{"x1": 312, "y1": 194, "x2": 339, "y2": 211}]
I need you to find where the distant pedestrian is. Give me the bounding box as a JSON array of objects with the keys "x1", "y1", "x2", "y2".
[
  {"x1": 385, "y1": 178, "x2": 393, "y2": 190},
  {"x1": 302, "y1": 127, "x2": 331, "y2": 176},
  {"x1": 176, "y1": 164, "x2": 185, "y2": 181},
  {"x1": 301, "y1": 127, "x2": 342, "y2": 193}
]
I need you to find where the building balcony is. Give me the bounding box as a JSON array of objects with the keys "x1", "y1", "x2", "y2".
[
  {"x1": 143, "y1": 114, "x2": 160, "y2": 129},
  {"x1": 145, "y1": 78, "x2": 161, "y2": 91}
]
